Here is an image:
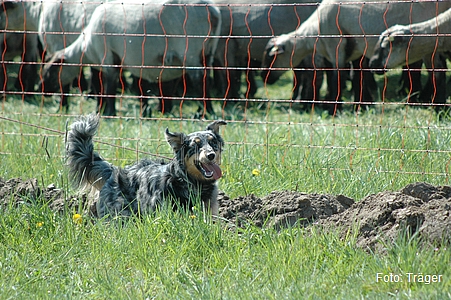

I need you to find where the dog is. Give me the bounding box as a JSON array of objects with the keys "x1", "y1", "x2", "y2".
[{"x1": 66, "y1": 113, "x2": 226, "y2": 218}]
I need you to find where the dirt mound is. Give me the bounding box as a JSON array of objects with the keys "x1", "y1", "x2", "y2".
[
  {"x1": 0, "y1": 177, "x2": 86, "y2": 212},
  {"x1": 218, "y1": 183, "x2": 451, "y2": 250},
  {"x1": 218, "y1": 191, "x2": 354, "y2": 229},
  {"x1": 1, "y1": 177, "x2": 450, "y2": 250},
  {"x1": 319, "y1": 182, "x2": 451, "y2": 250}
]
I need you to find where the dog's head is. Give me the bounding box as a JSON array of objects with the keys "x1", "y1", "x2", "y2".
[{"x1": 165, "y1": 120, "x2": 227, "y2": 182}]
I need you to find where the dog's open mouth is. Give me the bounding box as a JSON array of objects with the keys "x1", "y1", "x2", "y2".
[{"x1": 197, "y1": 161, "x2": 222, "y2": 180}]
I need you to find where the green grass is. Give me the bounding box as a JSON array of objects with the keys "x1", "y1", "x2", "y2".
[
  {"x1": 1, "y1": 201, "x2": 450, "y2": 299},
  {"x1": 1, "y1": 71, "x2": 451, "y2": 298}
]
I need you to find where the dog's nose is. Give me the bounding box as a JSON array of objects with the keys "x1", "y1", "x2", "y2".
[{"x1": 207, "y1": 152, "x2": 216, "y2": 161}]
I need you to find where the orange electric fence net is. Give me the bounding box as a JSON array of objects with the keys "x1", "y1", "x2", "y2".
[{"x1": 1, "y1": 0, "x2": 451, "y2": 186}]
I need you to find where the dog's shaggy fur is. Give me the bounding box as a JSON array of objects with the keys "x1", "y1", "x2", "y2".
[{"x1": 66, "y1": 114, "x2": 226, "y2": 218}]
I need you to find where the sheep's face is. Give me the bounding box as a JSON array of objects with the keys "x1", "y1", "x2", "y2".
[
  {"x1": 261, "y1": 36, "x2": 294, "y2": 85},
  {"x1": 369, "y1": 26, "x2": 412, "y2": 72}
]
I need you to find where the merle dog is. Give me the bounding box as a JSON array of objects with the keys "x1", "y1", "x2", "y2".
[{"x1": 66, "y1": 113, "x2": 226, "y2": 218}]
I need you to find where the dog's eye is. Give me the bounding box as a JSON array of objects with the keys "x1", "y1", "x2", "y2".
[
  {"x1": 208, "y1": 139, "x2": 219, "y2": 149},
  {"x1": 190, "y1": 137, "x2": 201, "y2": 146}
]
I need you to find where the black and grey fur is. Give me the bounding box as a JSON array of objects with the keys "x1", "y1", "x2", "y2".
[{"x1": 66, "y1": 113, "x2": 226, "y2": 218}]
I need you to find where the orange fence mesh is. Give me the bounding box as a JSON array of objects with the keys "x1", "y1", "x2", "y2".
[{"x1": 1, "y1": 0, "x2": 451, "y2": 183}]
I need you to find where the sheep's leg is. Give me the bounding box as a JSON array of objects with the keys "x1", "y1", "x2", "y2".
[
  {"x1": 100, "y1": 99, "x2": 117, "y2": 117},
  {"x1": 225, "y1": 69, "x2": 242, "y2": 100},
  {"x1": 322, "y1": 42, "x2": 355, "y2": 114},
  {"x1": 292, "y1": 63, "x2": 311, "y2": 110},
  {"x1": 327, "y1": 70, "x2": 341, "y2": 114},
  {"x1": 0, "y1": 63, "x2": 5, "y2": 93},
  {"x1": 223, "y1": 42, "x2": 244, "y2": 109},
  {"x1": 397, "y1": 61, "x2": 422, "y2": 103},
  {"x1": 291, "y1": 69, "x2": 303, "y2": 101},
  {"x1": 351, "y1": 58, "x2": 376, "y2": 112},
  {"x1": 243, "y1": 59, "x2": 261, "y2": 101},
  {"x1": 55, "y1": 84, "x2": 71, "y2": 113},
  {"x1": 184, "y1": 70, "x2": 216, "y2": 117},
  {"x1": 420, "y1": 54, "x2": 448, "y2": 111},
  {"x1": 292, "y1": 58, "x2": 324, "y2": 111},
  {"x1": 197, "y1": 74, "x2": 216, "y2": 116},
  {"x1": 15, "y1": 34, "x2": 39, "y2": 98},
  {"x1": 224, "y1": 40, "x2": 241, "y2": 100},
  {"x1": 158, "y1": 79, "x2": 177, "y2": 114},
  {"x1": 90, "y1": 68, "x2": 102, "y2": 111},
  {"x1": 245, "y1": 70, "x2": 258, "y2": 99},
  {"x1": 432, "y1": 54, "x2": 448, "y2": 110},
  {"x1": 222, "y1": 69, "x2": 241, "y2": 112},
  {"x1": 97, "y1": 69, "x2": 118, "y2": 116},
  {"x1": 136, "y1": 78, "x2": 152, "y2": 117},
  {"x1": 321, "y1": 66, "x2": 342, "y2": 115},
  {"x1": 121, "y1": 74, "x2": 152, "y2": 117},
  {"x1": 212, "y1": 63, "x2": 226, "y2": 98},
  {"x1": 128, "y1": 75, "x2": 151, "y2": 117}
]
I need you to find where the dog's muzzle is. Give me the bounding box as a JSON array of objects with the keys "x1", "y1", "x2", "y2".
[
  {"x1": 198, "y1": 161, "x2": 222, "y2": 180},
  {"x1": 196, "y1": 151, "x2": 222, "y2": 180}
]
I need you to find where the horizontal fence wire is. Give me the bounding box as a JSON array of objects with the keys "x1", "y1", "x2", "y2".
[{"x1": 1, "y1": 0, "x2": 451, "y2": 186}]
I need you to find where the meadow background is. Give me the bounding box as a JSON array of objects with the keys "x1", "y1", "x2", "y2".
[{"x1": 0, "y1": 70, "x2": 450, "y2": 298}]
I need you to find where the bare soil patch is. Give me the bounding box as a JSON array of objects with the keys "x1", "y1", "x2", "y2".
[{"x1": 1, "y1": 177, "x2": 450, "y2": 250}]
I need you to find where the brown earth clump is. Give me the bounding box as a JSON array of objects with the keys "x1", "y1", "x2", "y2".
[{"x1": 1, "y1": 177, "x2": 450, "y2": 250}]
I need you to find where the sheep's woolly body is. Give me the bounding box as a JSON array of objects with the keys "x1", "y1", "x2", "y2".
[{"x1": 42, "y1": 0, "x2": 221, "y2": 87}]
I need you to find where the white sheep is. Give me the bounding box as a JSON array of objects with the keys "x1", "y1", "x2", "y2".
[
  {"x1": 1, "y1": 0, "x2": 107, "y2": 56},
  {"x1": 368, "y1": 8, "x2": 451, "y2": 109},
  {"x1": 1, "y1": 0, "x2": 106, "y2": 105},
  {"x1": 0, "y1": 1, "x2": 43, "y2": 95},
  {"x1": 39, "y1": 0, "x2": 110, "y2": 55},
  {"x1": 261, "y1": 0, "x2": 451, "y2": 112},
  {"x1": 41, "y1": 0, "x2": 221, "y2": 116},
  {"x1": 369, "y1": 8, "x2": 451, "y2": 70},
  {"x1": 212, "y1": 0, "x2": 318, "y2": 100}
]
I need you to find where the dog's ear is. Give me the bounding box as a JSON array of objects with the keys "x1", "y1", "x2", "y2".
[
  {"x1": 165, "y1": 128, "x2": 185, "y2": 153},
  {"x1": 206, "y1": 120, "x2": 227, "y2": 135}
]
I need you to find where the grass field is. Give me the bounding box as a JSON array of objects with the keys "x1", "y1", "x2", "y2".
[{"x1": 1, "y1": 70, "x2": 451, "y2": 298}]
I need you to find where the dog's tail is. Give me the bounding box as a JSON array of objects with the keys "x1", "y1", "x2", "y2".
[{"x1": 66, "y1": 113, "x2": 113, "y2": 191}]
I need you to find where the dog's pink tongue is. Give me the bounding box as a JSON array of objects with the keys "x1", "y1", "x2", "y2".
[{"x1": 203, "y1": 163, "x2": 222, "y2": 180}]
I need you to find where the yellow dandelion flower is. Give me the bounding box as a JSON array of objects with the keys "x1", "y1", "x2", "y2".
[
  {"x1": 190, "y1": 214, "x2": 196, "y2": 219},
  {"x1": 252, "y1": 169, "x2": 261, "y2": 176},
  {"x1": 72, "y1": 213, "x2": 83, "y2": 225},
  {"x1": 36, "y1": 222, "x2": 44, "y2": 228}
]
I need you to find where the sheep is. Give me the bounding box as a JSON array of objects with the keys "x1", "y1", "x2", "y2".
[
  {"x1": 1, "y1": 0, "x2": 144, "y2": 115},
  {"x1": 0, "y1": 0, "x2": 118, "y2": 59},
  {"x1": 1, "y1": 0, "x2": 221, "y2": 115},
  {"x1": 38, "y1": 0, "x2": 107, "y2": 55},
  {"x1": 39, "y1": 0, "x2": 218, "y2": 116},
  {"x1": 369, "y1": 8, "x2": 451, "y2": 70},
  {"x1": 369, "y1": 8, "x2": 451, "y2": 108},
  {"x1": 40, "y1": 0, "x2": 158, "y2": 115},
  {"x1": 0, "y1": 0, "x2": 104, "y2": 107},
  {"x1": 262, "y1": 0, "x2": 451, "y2": 113},
  {"x1": 0, "y1": 1, "x2": 42, "y2": 97},
  {"x1": 212, "y1": 0, "x2": 318, "y2": 103},
  {"x1": 40, "y1": 0, "x2": 221, "y2": 116}
]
